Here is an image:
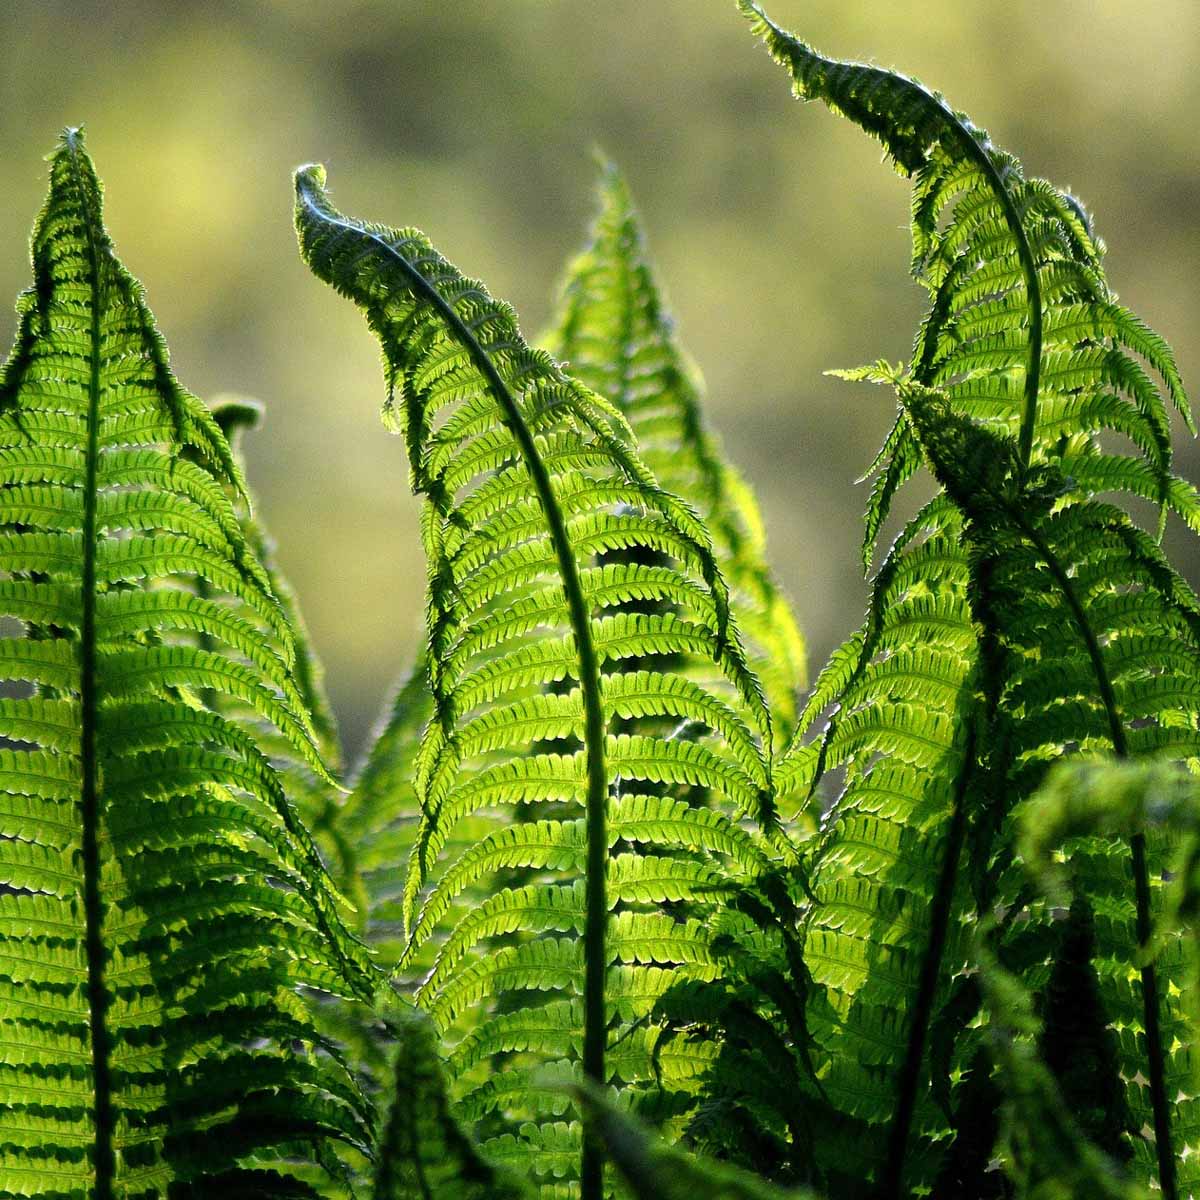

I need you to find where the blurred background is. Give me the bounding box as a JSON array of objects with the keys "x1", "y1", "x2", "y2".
[{"x1": 0, "y1": 1, "x2": 1196, "y2": 764}]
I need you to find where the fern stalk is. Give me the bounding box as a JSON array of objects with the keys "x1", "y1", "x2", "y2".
[{"x1": 67, "y1": 128, "x2": 116, "y2": 1200}]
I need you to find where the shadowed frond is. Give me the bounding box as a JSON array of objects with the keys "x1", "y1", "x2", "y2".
[
  {"x1": 572, "y1": 1079, "x2": 819, "y2": 1200},
  {"x1": 294, "y1": 163, "x2": 773, "y2": 1199},
  {"x1": 899, "y1": 387, "x2": 1200, "y2": 1198},
  {"x1": 0, "y1": 132, "x2": 375, "y2": 1199},
  {"x1": 1020, "y1": 760, "x2": 1200, "y2": 1097},
  {"x1": 372, "y1": 1003, "x2": 532, "y2": 1200},
  {"x1": 977, "y1": 939, "x2": 1148, "y2": 1200}
]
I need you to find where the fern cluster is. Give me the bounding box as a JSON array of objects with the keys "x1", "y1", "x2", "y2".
[{"x1": 1, "y1": 6, "x2": 1198, "y2": 1200}]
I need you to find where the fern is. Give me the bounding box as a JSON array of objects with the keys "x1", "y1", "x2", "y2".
[
  {"x1": 739, "y1": 0, "x2": 1194, "y2": 566},
  {"x1": 205, "y1": 395, "x2": 345, "y2": 840},
  {"x1": 544, "y1": 158, "x2": 805, "y2": 731},
  {"x1": 571, "y1": 1079, "x2": 818, "y2": 1200},
  {"x1": 898, "y1": 386, "x2": 1200, "y2": 1196},
  {"x1": 294, "y1": 163, "x2": 773, "y2": 1199},
  {"x1": 975, "y1": 938, "x2": 1148, "y2": 1200},
  {"x1": 327, "y1": 156, "x2": 800, "y2": 1009},
  {"x1": 736, "y1": 5, "x2": 1196, "y2": 1196},
  {"x1": 0, "y1": 131, "x2": 375, "y2": 1198},
  {"x1": 651, "y1": 868, "x2": 832, "y2": 1189},
  {"x1": 1, "y1": 7, "x2": 1189, "y2": 1198},
  {"x1": 1021, "y1": 760, "x2": 1200, "y2": 1086}
]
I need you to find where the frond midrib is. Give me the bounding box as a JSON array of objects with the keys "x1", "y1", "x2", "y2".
[{"x1": 64, "y1": 127, "x2": 115, "y2": 1200}]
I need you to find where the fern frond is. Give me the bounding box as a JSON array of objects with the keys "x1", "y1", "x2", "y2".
[
  {"x1": 1020, "y1": 760, "x2": 1200, "y2": 1097},
  {"x1": 572, "y1": 1079, "x2": 818, "y2": 1200},
  {"x1": 295, "y1": 164, "x2": 772, "y2": 1199},
  {"x1": 976, "y1": 938, "x2": 1149, "y2": 1200},
  {"x1": 0, "y1": 131, "x2": 375, "y2": 1198},
  {"x1": 735, "y1": 9, "x2": 1198, "y2": 1195},
  {"x1": 746, "y1": 492, "x2": 979, "y2": 1192},
  {"x1": 545, "y1": 157, "x2": 805, "y2": 730},
  {"x1": 740, "y1": 0, "x2": 1191, "y2": 568}
]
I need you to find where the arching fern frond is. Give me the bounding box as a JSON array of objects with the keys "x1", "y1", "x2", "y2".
[
  {"x1": 0, "y1": 131, "x2": 375, "y2": 1199},
  {"x1": 544, "y1": 157, "x2": 805, "y2": 731},
  {"x1": 295, "y1": 164, "x2": 773, "y2": 1200},
  {"x1": 734, "y1": 9, "x2": 1196, "y2": 1196},
  {"x1": 740, "y1": 0, "x2": 1194, "y2": 569}
]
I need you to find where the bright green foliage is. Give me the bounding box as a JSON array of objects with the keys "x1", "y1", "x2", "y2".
[
  {"x1": 294, "y1": 163, "x2": 773, "y2": 1198},
  {"x1": 0, "y1": 132, "x2": 374, "y2": 1198},
  {"x1": 544, "y1": 159, "x2": 806, "y2": 732},
  {"x1": 4, "y1": 5, "x2": 1195, "y2": 1199},
  {"x1": 731, "y1": 5, "x2": 1196, "y2": 1198},
  {"x1": 739, "y1": 0, "x2": 1195, "y2": 566},
  {"x1": 334, "y1": 658, "x2": 430, "y2": 957}
]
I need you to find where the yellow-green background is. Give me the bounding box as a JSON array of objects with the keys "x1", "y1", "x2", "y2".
[{"x1": 1, "y1": 1, "x2": 1196, "y2": 762}]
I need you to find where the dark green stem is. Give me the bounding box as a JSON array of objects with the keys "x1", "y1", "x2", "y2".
[
  {"x1": 297, "y1": 178, "x2": 610, "y2": 1200},
  {"x1": 1015, "y1": 512, "x2": 1176, "y2": 1200},
  {"x1": 65, "y1": 130, "x2": 114, "y2": 1200}
]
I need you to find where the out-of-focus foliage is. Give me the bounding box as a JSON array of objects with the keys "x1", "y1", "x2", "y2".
[{"x1": 1, "y1": 1, "x2": 1193, "y2": 758}]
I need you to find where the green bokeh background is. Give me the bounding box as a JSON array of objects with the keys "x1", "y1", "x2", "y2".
[{"x1": 1, "y1": 1, "x2": 1196, "y2": 763}]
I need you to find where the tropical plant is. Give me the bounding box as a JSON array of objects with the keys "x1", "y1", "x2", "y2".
[{"x1": 0, "y1": 4, "x2": 1196, "y2": 1200}]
